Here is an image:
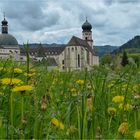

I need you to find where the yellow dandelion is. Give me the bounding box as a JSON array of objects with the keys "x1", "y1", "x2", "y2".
[
  {"x1": 1, "y1": 78, "x2": 23, "y2": 86},
  {"x1": 14, "y1": 68, "x2": 23, "y2": 74},
  {"x1": 76, "y1": 80, "x2": 84, "y2": 86},
  {"x1": 24, "y1": 72, "x2": 36, "y2": 77},
  {"x1": 12, "y1": 85, "x2": 33, "y2": 92},
  {"x1": 134, "y1": 131, "x2": 140, "y2": 140},
  {"x1": 118, "y1": 122, "x2": 129, "y2": 135},
  {"x1": 71, "y1": 88, "x2": 78, "y2": 96},
  {"x1": 107, "y1": 107, "x2": 117, "y2": 116},
  {"x1": 112, "y1": 96, "x2": 124, "y2": 103},
  {"x1": 119, "y1": 103, "x2": 132, "y2": 111},
  {"x1": 51, "y1": 118, "x2": 64, "y2": 130}
]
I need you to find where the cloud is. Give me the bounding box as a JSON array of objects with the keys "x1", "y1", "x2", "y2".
[
  {"x1": 0, "y1": 0, "x2": 60, "y2": 31},
  {"x1": 0, "y1": 0, "x2": 140, "y2": 46}
]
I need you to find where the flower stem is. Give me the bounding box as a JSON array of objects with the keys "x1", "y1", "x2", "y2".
[
  {"x1": 21, "y1": 94, "x2": 24, "y2": 139},
  {"x1": 21, "y1": 95, "x2": 24, "y2": 121},
  {"x1": 10, "y1": 93, "x2": 13, "y2": 139},
  {"x1": 108, "y1": 116, "x2": 112, "y2": 133}
]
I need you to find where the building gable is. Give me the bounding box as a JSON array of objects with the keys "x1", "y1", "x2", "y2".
[{"x1": 67, "y1": 36, "x2": 97, "y2": 56}]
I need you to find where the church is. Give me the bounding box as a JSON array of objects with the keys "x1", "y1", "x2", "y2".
[
  {"x1": 0, "y1": 16, "x2": 99, "y2": 71},
  {"x1": 0, "y1": 16, "x2": 20, "y2": 60}
]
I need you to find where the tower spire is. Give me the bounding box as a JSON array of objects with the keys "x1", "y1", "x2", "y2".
[
  {"x1": 1, "y1": 12, "x2": 8, "y2": 34},
  {"x1": 82, "y1": 19, "x2": 93, "y2": 48},
  {"x1": 3, "y1": 12, "x2": 5, "y2": 20}
]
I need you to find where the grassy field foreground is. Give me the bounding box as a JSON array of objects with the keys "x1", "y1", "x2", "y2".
[{"x1": 0, "y1": 59, "x2": 140, "y2": 139}]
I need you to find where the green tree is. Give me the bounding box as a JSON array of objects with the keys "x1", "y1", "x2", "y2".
[
  {"x1": 100, "y1": 54, "x2": 111, "y2": 65},
  {"x1": 121, "y1": 51, "x2": 129, "y2": 66},
  {"x1": 37, "y1": 43, "x2": 46, "y2": 57}
]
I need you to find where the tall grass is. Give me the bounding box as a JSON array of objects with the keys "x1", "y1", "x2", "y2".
[{"x1": 0, "y1": 57, "x2": 140, "y2": 139}]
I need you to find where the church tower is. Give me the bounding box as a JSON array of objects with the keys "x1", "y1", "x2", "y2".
[
  {"x1": 1, "y1": 13, "x2": 8, "y2": 34},
  {"x1": 82, "y1": 18, "x2": 93, "y2": 48}
]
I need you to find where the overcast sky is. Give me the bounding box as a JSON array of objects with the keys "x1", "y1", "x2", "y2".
[{"x1": 0, "y1": 0, "x2": 140, "y2": 46}]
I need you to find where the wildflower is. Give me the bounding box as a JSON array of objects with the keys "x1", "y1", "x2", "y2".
[
  {"x1": 30, "y1": 79, "x2": 37, "y2": 86},
  {"x1": 51, "y1": 118, "x2": 64, "y2": 130},
  {"x1": 1, "y1": 78, "x2": 23, "y2": 86},
  {"x1": 71, "y1": 88, "x2": 78, "y2": 96},
  {"x1": 76, "y1": 80, "x2": 84, "y2": 86},
  {"x1": 22, "y1": 117, "x2": 27, "y2": 125},
  {"x1": 12, "y1": 85, "x2": 33, "y2": 92},
  {"x1": 96, "y1": 127, "x2": 102, "y2": 139},
  {"x1": 112, "y1": 96, "x2": 124, "y2": 103},
  {"x1": 134, "y1": 131, "x2": 140, "y2": 140},
  {"x1": 119, "y1": 103, "x2": 132, "y2": 111},
  {"x1": 14, "y1": 68, "x2": 23, "y2": 74},
  {"x1": 41, "y1": 95, "x2": 47, "y2": 111},
  {"x1": 67, "y1": 125, "x2": 77, "y2": 135},
  {"x1": 107, "y1": 107, "x2": 117, "y2": 116},
  {"x1": 118, "y1": 122, "x2": 129, "y2": 135},
  {"x1": 87, "y1": 83, "x2": 92, "y2": 90},
  {"x1": 134, "y1": 94, "x2": 140, "y2": 99},
  {"x1": 87, "y1": 97, "x2": 93, "y2": 112},
  {"x1": 24, "y1": 72, "x2": 36, "y2": 77}
]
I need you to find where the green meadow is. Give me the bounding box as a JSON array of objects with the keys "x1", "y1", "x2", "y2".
[{"x1": 0, "y1": 58, "x2": 140, "y2": 139}]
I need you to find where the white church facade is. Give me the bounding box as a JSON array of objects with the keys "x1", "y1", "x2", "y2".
[{"x1": 0, "y1": 16, "x2": 99, "y2": 71}]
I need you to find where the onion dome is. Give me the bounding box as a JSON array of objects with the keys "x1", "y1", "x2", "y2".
[
  {"x1": 2, "y1": 18, "x2": 8, "y2": 25},
  {"x1": 82, "y1": 19, "x2": 92, "y2": 31},
  {"x1": 0, "y1": 34, "x2": 18, "y2": 45}
]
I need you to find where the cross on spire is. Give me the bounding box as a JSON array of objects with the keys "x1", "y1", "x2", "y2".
[
  {"x1": 3, "y1": 12, "x2": 5, "y2": 20},
  {"x1": 86, "y1": 16, "x2": 87, "y2": 21}
]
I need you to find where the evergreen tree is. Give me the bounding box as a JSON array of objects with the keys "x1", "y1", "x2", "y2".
[
  {"x1": 37, "y1": 43, "x2": 46, "y2": 57},
  {"x1": 100, "y1": 53, "x2": 111, "y2": 65},
  {"x1": 121, "y1": 51, "x2": 129, "y2": 66}
]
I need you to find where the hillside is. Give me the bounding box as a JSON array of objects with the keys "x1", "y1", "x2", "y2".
[
  {"x1": 94, "y1": 45, "x2": 117, "y2": 57},
  {"x1": 112, "y1": 35, "x2": 140, "y2": 54},
  {"x1": 19, "y1": 43, "x2": 66, "y2": 48},
  {"x1": 19, "y1": 44, "x2": 117, "y2": 58}
]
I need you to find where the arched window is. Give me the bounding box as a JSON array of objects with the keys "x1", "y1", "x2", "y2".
[
  {"x1": 78, "y1": 54, "x2": 80, "y2": 67},
  {"x1": 72, "y1": 47, "x2": 74, "y2": 51}
]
